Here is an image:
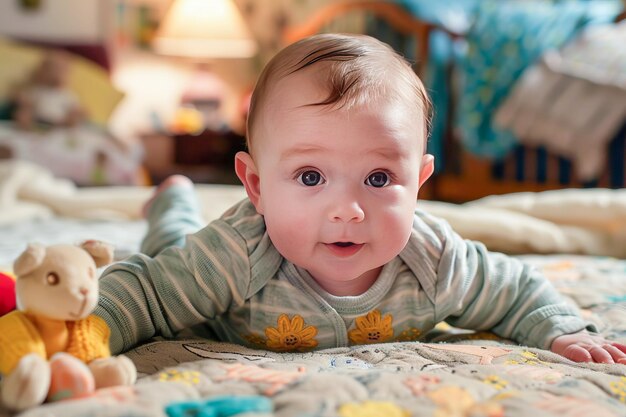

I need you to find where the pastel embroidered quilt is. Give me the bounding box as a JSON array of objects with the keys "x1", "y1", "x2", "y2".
[{"x1": 1, "y1": 256, "x2": 624, "y2": 417}]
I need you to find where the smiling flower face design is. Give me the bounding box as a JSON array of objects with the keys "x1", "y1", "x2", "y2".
[
  {"x1": 348, "y1": 310, "x2": 394, "y2": 344},
  {"x1": 264, "y1": 314, "x2": 319, "y2": 352}
]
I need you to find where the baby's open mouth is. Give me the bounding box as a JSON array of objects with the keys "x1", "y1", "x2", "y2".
[
  {"x1": 333, "y1": 242, "x2": 355, "y2": 247},
  {"x1": 325, "y1": 242, "x2": 364, "y2": 257}
]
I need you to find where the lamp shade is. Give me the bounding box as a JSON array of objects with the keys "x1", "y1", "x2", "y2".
[{"x1": 153, "y1": 0, "x2": 257, "y2": 59}]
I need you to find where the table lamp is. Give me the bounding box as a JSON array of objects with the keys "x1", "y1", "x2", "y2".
[{"x1": 152, "y1": 0, "x2": 257, "y2": 133}]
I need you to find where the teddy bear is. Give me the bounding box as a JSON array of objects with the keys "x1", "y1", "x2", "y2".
[
  {"x1": 12, "y1": 49, "x2": 86, "y2": 130},
  {"x1": 0, "y1": 241, "x2": 137, "y2": 411}
]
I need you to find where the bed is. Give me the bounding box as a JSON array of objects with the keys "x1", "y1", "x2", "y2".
[
  {"x1": 283, "y1": 0, "x2": 626, "y2": 203},
  {"x1": 1, "y1": 161, "x2": 625, "y2": 417}
]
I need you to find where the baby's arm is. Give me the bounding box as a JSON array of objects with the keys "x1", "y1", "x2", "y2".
[
  {"x1": 551, "y1": 331, "x2": 626, "y2": 364},
  {"x1": 95, "y1": 220, "x2": 251, "y2": 354},
  {"x1": 414, "y1": 212, "x2": 593, "y2": 350}
]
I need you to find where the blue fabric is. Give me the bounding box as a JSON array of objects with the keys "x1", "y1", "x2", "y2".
[
  {"x1": 392, "y1": 0, "x2": 481, "y2": 171},
  {"x1": 456, "y1": 0, "x2": 620, "y2": 159},
  {"x1": 391, "y1": 0, "x2": 620, "y2": 167}
]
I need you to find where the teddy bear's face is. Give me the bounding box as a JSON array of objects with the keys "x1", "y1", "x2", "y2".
[{"x1": 16, "y1": 245, "x2": 100, "y2": 321}]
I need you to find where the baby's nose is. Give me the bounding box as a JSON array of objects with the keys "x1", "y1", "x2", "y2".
[{"x1": 328, "y1": 200, "x2": 365, "y2": 223}]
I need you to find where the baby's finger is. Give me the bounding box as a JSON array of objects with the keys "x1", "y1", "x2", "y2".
[
  {"x1": 589, "y1": 346, "x2": 614, "y2": 364},
  {"x1": 609, "y1": 342, "x2": 626, "y2": 355},
  {"x1": 563, "y1": 345, "x2": 592, "y2": 363},
  {"x1": 604, "y1": 344, "x2": 626, "y2": 365}
]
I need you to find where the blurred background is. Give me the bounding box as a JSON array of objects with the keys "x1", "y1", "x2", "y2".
[{"x1": 0, "y1": 0, "x2": 624, "y2": 201}]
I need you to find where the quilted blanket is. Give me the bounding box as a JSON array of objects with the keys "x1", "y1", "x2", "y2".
[
  {"x1": 1, "y1": 163, "x2": 626, "y2": 416},
  {"x1": 1, "y1": 255, "x2": 624, "y2": 417}
]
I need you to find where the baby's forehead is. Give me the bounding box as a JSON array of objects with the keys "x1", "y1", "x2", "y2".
[
  {"x1": 257, "y1": 88, "x2": 426, "y2": 150},
  {"x1": 265, "y1": 66, "x2": 420, "y2": 115},
  {"x1": 267, "y1": 68, "x2": 329, "y2": 107}
]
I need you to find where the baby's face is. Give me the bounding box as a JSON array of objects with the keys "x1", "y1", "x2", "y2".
[{"x1": 247, "y1": 71, "x2": 432, "y2": 295}]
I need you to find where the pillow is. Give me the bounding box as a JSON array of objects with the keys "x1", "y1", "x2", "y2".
[{"x1": 0, "y1": 37, "x2": 124, "y2": 127}]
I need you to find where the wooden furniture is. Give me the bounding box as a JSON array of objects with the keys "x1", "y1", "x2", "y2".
[
  {"x1": 283, "y1": 1, "x2": 460, "y2": 78},
  {"x1": 140, "y1": 128, "x2": 245, "y2": 185},
  {"x1": 283, "y1": 1, "x2": 626, "y2": 203}
]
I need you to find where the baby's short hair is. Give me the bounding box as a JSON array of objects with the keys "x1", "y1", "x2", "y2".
[{"x1": 246, "y1": 33, "x2": 432, "y2": 152}]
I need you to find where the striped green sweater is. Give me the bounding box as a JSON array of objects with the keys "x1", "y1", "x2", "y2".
[{"x1": 95, "y1": 194, "x2": 591, "y2": 354}]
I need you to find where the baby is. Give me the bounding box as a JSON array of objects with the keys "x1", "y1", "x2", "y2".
[{"x1": 95, "y1": 34, "x2": 625, "y2": 364}]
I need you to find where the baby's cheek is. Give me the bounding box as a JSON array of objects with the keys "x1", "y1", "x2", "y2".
[
  {"x1": 265, "y1": 211, "x2": 306, "y2": 245},
  {"x1": 378, "y1": 211, "x2": 413, "y2": 252}
]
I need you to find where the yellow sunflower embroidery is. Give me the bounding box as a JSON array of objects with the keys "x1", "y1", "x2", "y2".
[
  {"x1": 265, "y1": 314, "x2": 318, "y2": 352},
  {"x1": 348, "y1": 310, "x2": 393, "y2": 344}
]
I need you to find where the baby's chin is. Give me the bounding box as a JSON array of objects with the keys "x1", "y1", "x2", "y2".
[{"x1": 305, "y1": 264, "x2": 384, "y2": 295}]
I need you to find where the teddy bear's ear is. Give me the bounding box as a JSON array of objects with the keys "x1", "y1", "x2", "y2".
[
  {"x1": 13, "y1": 243, "x2": 46, "y2": 277},
  {"x1": 80, "y1": 240, "x2": 114, "y2": 268}
]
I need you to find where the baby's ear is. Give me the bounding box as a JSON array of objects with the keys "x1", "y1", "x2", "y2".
[
  {"x1": 235, "y1": 151, "x2": 263, "y2": 213},
  {"x1": 80, "y1": 240, "x2": 114, "y2": 268},
  {"x1": 13, "y1": 243, "x2": 46, "y2": 277},
  {"x1": 418, "y1": 154, "x2": 435, "y2": 189}
]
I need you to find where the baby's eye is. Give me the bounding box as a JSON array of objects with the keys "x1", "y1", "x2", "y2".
[
  {"x1": 46, "y1": 272, "x2": 60, "y2": 286},
  {"x1": 297, "y1": 170, "x2": 325, "y2": 186},
  {"x1": 365, "y1": 172, "x2": 390, "y2": 188}
]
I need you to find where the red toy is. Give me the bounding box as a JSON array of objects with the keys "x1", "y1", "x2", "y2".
[{"x1": 0, "y1": 272, "x2": 16, "y2": 316}]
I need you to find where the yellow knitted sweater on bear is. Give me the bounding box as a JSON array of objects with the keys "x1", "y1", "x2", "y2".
[{"x1": 0, "y1": 310, "x2": 111, "y2": 375}]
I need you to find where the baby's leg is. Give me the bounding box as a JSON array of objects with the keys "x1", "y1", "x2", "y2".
[{"x1": 141, "y1": 175, "x2": 204, "y2": 256}]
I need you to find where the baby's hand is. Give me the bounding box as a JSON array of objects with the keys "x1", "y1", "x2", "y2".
[{"x1": 551, "y1": 331, "x2": 626, "y2": 364}]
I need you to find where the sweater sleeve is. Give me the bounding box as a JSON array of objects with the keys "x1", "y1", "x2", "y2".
[
  {"x1": 415, "y1": 211, "x2": 596, "y2": 349},
  {"x1": 94, "y1": 218, "x2": 254, "y2": 355}
]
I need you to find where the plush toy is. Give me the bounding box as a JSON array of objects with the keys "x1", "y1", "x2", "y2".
[
  {"x1": 12, "y1": 50, "x2": 86, "y2": 130},
  {"x1": 0, "y1": 241, "x2": 137, "y2": 411}
]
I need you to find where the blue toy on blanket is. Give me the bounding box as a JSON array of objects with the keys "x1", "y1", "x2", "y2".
[{"x1": 165, "y1": 395, "x2": 273, "y2": 417}]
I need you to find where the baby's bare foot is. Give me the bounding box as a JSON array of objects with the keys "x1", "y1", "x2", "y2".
[{"x1": 142, "y1": 175, "x2": 194, "y2": 217}]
